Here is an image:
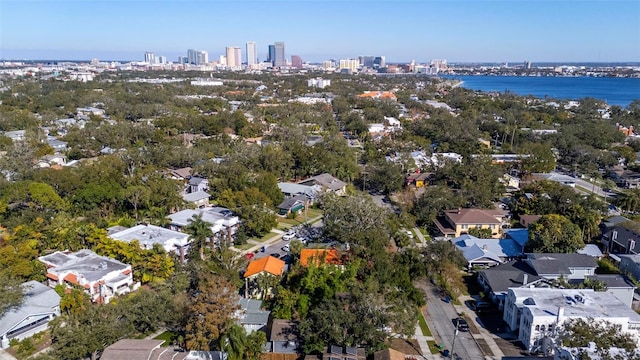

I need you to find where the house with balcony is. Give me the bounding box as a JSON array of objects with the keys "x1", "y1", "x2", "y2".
[
  {"x1": 602, "y1": 226, "x2": 640, "y2": 255},
  {"x1": 167, "y1": 207, "x2": 240, "y2": 243},
  {"x1": 0, "y1": 281, "x2": 61, "y2": 349},
  {"x1": 434, "y1": 208, "x2": 508, "y2": 239},
  {"x1": 39, "y1": 250, "x2": 137, "y2": 304}
]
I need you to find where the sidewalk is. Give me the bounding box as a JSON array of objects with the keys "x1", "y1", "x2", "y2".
[
  {"x1": 453, "y1": 295, "x2": 504, "y2": 359},
  {"x1": 413, "y1": 321, "x2": 442, "y2": 360},
  {"x1": 413, "y1": 227, "x2": 426, "y2": 247},
  {"x1": 0, "y1": 349, "x2": 16, "y2": 360}
]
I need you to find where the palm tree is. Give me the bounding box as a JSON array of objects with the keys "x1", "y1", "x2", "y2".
[
  {"x1": 618, "y1": 188, "x2": 640, "y2": 213},
  {"x1": 184, "y1": 214, "x2": 213, "y2": 261},
  {"x1": 220, "y1": 324, "x2": 247, "y2": 360}
]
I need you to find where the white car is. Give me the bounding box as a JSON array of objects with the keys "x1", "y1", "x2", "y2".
[
  {"x1": 281, "y1": 244, "x2": 290, "y2": 252},
  {"x1": 282, "y1": 232, "x2": 295, "y2": 241}
]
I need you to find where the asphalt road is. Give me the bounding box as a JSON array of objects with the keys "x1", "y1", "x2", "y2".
[
  {"x1": 420, "y1": 282, "x2": 485, "y2": 360},
  {"x1": 250, "y1": 221, "x2": 324, "y2": 261}
]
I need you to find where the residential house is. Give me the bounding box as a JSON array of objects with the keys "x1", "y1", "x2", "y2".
[
  {"x1": 167, "y1": 167, "x2": 192, "y2": 181},
  {"x1": 182, "y1": 190, "x2": 210, "y2": 208},
  {"x1": 609, "y1": 166, "x2": 640, "y2": 189},
  {"x1": 554, "y1": 344, "x2": 636, "y2": 360},
  {"x1": 531, "y1": 173, "x2": 577, "y2": 187},
  {"x1": 277, "y1": 194, "x2": 309, "y2": 216},
  {"x1": 299, "y1": 249, "x2": 342, "y2": 268},
  {"x1": 406, "y1": 172, "x2": 433, "y2": 188},
  {"x1": 519, "y1": 215, "x2": 542, "y2": 228},
  {"x1": 322, "y1": 345, "x2": 366, "y2": 360},
  {"x1": 601, "y1": 215, "x2": 631, "y2": 233},
  {"x1": 501, "y1": 174, "x2": 521, "y2": 191},
  {"x1": 167, "y1": 207, "x2": 240, "y2": 243},
  {"x1": 568, "y1": 274, "x2": 637, "y2": 309},
  {"x1": 602, "y1": 226, "x2": 640, "y2": 255},
  {"x1": 189, "y1": 176, "x2": 209, "y2": 193},
  {"x1": 576, "y1": 244, "x2": 603, "y2": 258},
  {"x1": 236, "y1": 298, "x2": 270, "y2": 333},
  {"x1": 373, "y1": 348, "x2": 410, "y2": 360},
  {"x1": 267, "y1": 319, "x2": 299, "y2": 356},
  {"x1": 278, "y1": 182, "x2": 321, "y2": 203},
  {"x1": 478, "y1": 253, "x2": 598, "y2": 309},
  {"x1": 619, "y1": 254, "x2": 640, "y2": 283},
  {"x1": 47, "y1": 137, "x2": 68, "y2": 151},
  {"x1": 450, "y1": 234, "x2": 524, "y2": 269},
  {"x1": 244, "y1": 256, "x2": 286, "y2": 299},
  {"x1": 3, "y1": 130, "x2": 26, "y2": 142},
  {"x1": 0, "y1": 281, "x2": 61, "y2": 349},
  {"x1": 39, "y1": 250, "x2": 137, "y2": 304},
  {"x1": 108, "y1": 224, "x2": 191, "y2": 260},
  {"x1": 434, "y1": 208, "x2": 508, "y2": 239},
  {"x1": 298, "y1": 173, "x2": 347, "y2": 196},
  {"x1": 503, "y1": 288, "x2": 640, "y2": 353},
  {"x1": 76, "y1": 106, "x2": 105, "y2": 118},
  {"x1": 102, "y1": 339, "x2": 227, "y2": 360}
]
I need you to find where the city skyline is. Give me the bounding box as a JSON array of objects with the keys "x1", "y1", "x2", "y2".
[{"x1": 1, "y1": 0, "x2": 639, "y2": 62}]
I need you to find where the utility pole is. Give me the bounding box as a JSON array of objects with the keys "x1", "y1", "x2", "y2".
[{"x1": 450, "y1": 325, "x2": 459, "y2": 359}]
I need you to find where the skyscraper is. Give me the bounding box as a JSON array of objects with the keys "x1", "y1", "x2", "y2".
[
  {"x1": 226, "y1": 46, "x2": 242, "y2": 67},
  {"x1": 144, "y1": 52, "x2": 155, "y2": 64},
  {"x1": 373, "y1": 56, "x2": 386, "y2": 69},
  {"x1": 274, "y1": 42, "x2": 286, "y2": 67},
  {"x1": 267, "y1": 45, "x2": 276, "y2": 65},
  {"x1": 291, "y1": 55, "x2": 302, "y2": 69},
  {"x1": 187, "y1": 49, "x2": 208, "y2": 65},
  {"x1": 246, "y1": 41, "x2": 257, "y2": 66}
]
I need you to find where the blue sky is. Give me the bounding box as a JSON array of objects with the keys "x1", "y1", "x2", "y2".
[{"x1": 1, "y1": 0, "x2": 639, "y2": 62}]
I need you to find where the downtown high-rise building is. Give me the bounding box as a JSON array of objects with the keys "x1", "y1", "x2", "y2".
[
  {"x1": 274, "y1": 42, "x2": 286, "y2": 67},
  {"x1": 225, "y1": 46, "x2": 242, "y2": 67},
  {"x1": 267, "y1": 44, "x2": 276, "y2": 65},
  {"x1": 291, "y1": 55, "x2": 302, "y2": 69},
  {"x1": 246, "y1": 41, "x2": 257, "y2": 66},
  {"x1": 187, "y1": 49, "x2": 208, "y2": 65},
  {"x1": 144, "y1": 51, "x2": 155, "y2": 64}
]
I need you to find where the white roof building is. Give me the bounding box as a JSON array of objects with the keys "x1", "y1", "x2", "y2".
[
  {"x1": 39, "y1": 250, "x2": 137, "y2": 304},
  {"x1": 167, "y1": 207, "x2": 240, "y2": 239},
  {"x1": 503, "y1": 288, "x2": 640, "y2": 354},
  {"x1": 108, "y1": 224, "x2": 191, "y2": 254}
]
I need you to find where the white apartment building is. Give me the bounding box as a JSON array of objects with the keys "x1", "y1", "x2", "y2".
[
  {"x1": 503, "y1": 288, "x2": 640, "y2": 354},
  {"x1": 246, "y1": 41, "x2": 257, "y2": 66},
  {"x1": 308, "y1": 78, "x2": 331, "y2": 89},
  {"x1": 108, "y1": 224, "x2": 191, "y2": 255},
  {"x1": 39, "y1": 250, "x2": 138, "y2": 304}
]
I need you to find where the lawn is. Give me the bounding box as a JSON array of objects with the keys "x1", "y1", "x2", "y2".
[
  {"x1": 418, "y1": 312, "x2": 432, "y2": 336},
  {"x1": 153, "y1": 331, "x2": 178, "y2": 347},
  {"x1": 427, "y1": 340, "x2": 442, "y2": 354},
  {"x1": 278, "y1": 209, "x2": 323, "y2": 226},
  {"x1": 253, "y1": 231, "x2": 279, "y2": 243}
]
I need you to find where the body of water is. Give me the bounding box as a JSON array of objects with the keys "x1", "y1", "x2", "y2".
[{"x1": 443, "y1": 75, "x2": 640, "y2": 107}]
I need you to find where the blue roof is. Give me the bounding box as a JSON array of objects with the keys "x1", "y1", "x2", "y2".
[
  {"x1": 451, "y1": 234, "x2": 523, "y2": 262},
  {"x1": 505, "y1": 228, "x2": 529, "y2": 247}
]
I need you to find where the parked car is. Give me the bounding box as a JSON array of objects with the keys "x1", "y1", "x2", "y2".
[
  {"x1": 271, "y1": 253, "x2": 281, "y2": 259},
  {"x1": 282, "y1": 244, "x2": 290, "y2": 252},
  {"x1": 283, "y1": 232, "x2": 296, "y2": 241},
  {"x1": 455, "y1": 318, "x2": 469, "y2": 332}
]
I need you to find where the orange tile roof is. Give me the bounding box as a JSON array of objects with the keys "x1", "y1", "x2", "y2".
[
  {"x1": 64, "y1": 273, "x2": 79, "y2": 284},
  {"x1": 300, "y1": 249, "x2": 341, "y2": 267},
  {"x1": 46, "y1": 273, "x2": 59, "y2": 281},
  {"x1": 244, "y1": 256, "x2": 285, "y2": 278}
]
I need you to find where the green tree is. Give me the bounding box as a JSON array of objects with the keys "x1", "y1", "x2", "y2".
[
  {"x1": 468, "y1": 227, "x2": 493, "y2": 238},
  {"x1": 526, "y1": 214, "x2": 584, "y2": 253},
  {"x1": 560, "y1": 318, "x2": 639, "y2": 353},
  {"x1": 0, "y1": 273, "x2": 23, "y2": 316}
]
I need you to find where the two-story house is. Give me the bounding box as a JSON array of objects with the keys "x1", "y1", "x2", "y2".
[
  {"x1": 39, "y1": 250, "x2": 137, "y2": 304},
  {"x1": 434, "y1": 208, "x2": 508, "y2": 239}
]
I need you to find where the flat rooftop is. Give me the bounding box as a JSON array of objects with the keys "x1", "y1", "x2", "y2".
[
  {"x1": 510, "y1": 288, "x2": 640, "y2": 321},
  {"x1": 109, "y1": 224, "x2": 189, "y2": 248},
  {"x1": 40, "y1": 250, "x2": 128, "y2": 282}
]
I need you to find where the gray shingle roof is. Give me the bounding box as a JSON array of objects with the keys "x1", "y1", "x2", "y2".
[
  {"x1": 0, "y1": 281, "x2": 60, "y2": 338},
  {"x1": 479, "y1": 260, "x2": 541, "y2": 293}
]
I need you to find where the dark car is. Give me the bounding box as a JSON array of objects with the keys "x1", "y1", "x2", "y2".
[
  {"x1": 455, "y1": 318, "x2": 469, "y2": 332},
  {"x1": 270, "y1": 253, "x2": 281, "y2": 259}
]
